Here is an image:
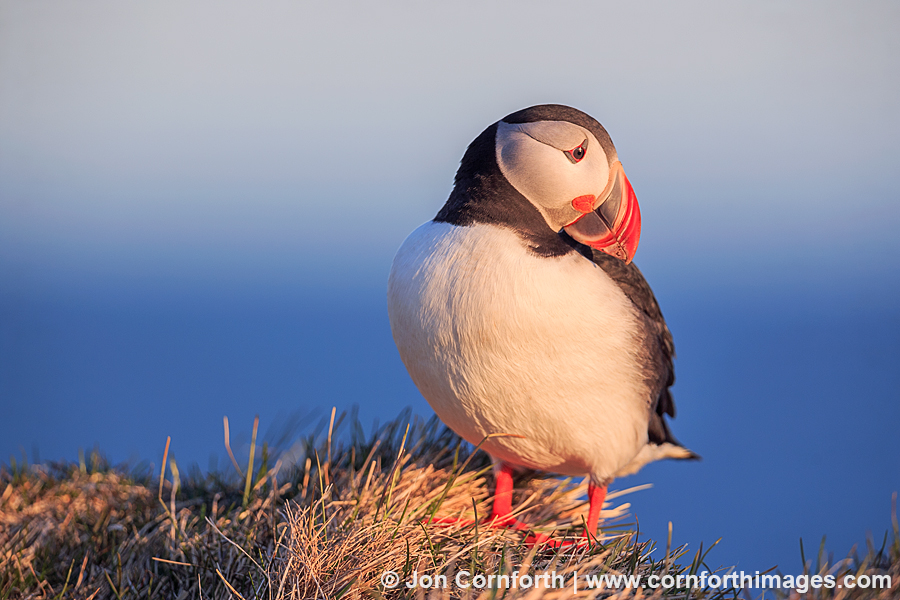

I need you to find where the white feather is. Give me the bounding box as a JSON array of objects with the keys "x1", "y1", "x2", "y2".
[{"x1": 387, "y1": 221, "x2": 657, "y2": 483}]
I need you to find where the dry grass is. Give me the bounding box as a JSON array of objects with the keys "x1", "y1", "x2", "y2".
[{"x1": 1, "y1": 411, "x2": 897, "y2": 599}]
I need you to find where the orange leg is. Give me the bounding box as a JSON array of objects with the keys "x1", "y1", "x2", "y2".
[
  {"x1": 484, "y1": 463, "x2": 530, "y2": 530},
  {"x1": 585, "y1": 482, "x2": 607, "y2": 537}
]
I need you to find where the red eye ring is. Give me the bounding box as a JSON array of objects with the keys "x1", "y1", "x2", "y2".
[{"x1": 564, "y1": 139, "x2": 588, "y2": 164}]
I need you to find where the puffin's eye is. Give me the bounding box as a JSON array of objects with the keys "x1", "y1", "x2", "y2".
[{"x1": 564, "y1": 139, "x2": 588, "y2": 164}]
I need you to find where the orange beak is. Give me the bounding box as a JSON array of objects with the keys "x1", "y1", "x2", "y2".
[{"x1": 563, "y1": 161, "x2": 641, "y2": 263}]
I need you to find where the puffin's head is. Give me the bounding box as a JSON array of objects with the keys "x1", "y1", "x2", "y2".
[{"x1": 496, "y1": 105, "x2": 641, "y2": 263}]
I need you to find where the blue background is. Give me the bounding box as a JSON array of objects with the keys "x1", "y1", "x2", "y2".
[{"x1": 2, "y1": 1, "x2": 898, "y2": 575}]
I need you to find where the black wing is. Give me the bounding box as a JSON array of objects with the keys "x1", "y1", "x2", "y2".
[{"x1": 588, "y1": 249, "x2": 684, "y2": 448}]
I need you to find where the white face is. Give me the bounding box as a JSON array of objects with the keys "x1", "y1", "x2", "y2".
[{"x1": 496, "y1": 120, "x2": 615, "y2": 231}]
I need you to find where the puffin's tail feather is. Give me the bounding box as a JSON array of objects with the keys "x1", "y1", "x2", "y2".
[{"x1": 613, "y1": 443, "x2": 700, "y2": 478}]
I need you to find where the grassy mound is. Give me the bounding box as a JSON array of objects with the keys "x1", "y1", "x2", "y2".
[{"x1": 1, "y1": 411, "x2": 897, "y2": 599}]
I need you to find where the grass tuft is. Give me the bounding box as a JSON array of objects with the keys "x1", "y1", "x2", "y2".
[{"x1": 1, "y1": 411, "x2": 896, "y2": 599}]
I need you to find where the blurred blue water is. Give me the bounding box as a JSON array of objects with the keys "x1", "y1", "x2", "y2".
[
  {"x1": 1, "y1": 273, "x2": 898, "y2": 574},
  {"x1": 626, "y1": 284, "x2": 900, "y2": 573}
]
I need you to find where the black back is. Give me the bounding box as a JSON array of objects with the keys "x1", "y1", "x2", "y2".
[{"x1": 586, "y1": 248, "x2": 683, "y2": 448}]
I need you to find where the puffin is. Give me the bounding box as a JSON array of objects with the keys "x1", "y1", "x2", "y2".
[{"x1": 387, "y1": 104, "x2": 696, "y2": 543}]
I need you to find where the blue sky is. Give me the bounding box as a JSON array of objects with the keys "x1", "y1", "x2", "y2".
[
  {"x1": 2, "y1": 0, "x2": 899, "y2": 575},
  {"x1": 3, "y1": 1, "x2": 898, "y2": 294}
]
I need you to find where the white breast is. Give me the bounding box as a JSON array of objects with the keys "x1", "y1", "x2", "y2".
[{"x1": 387, "y1": 221, "x2": 651, "y2": 482}]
